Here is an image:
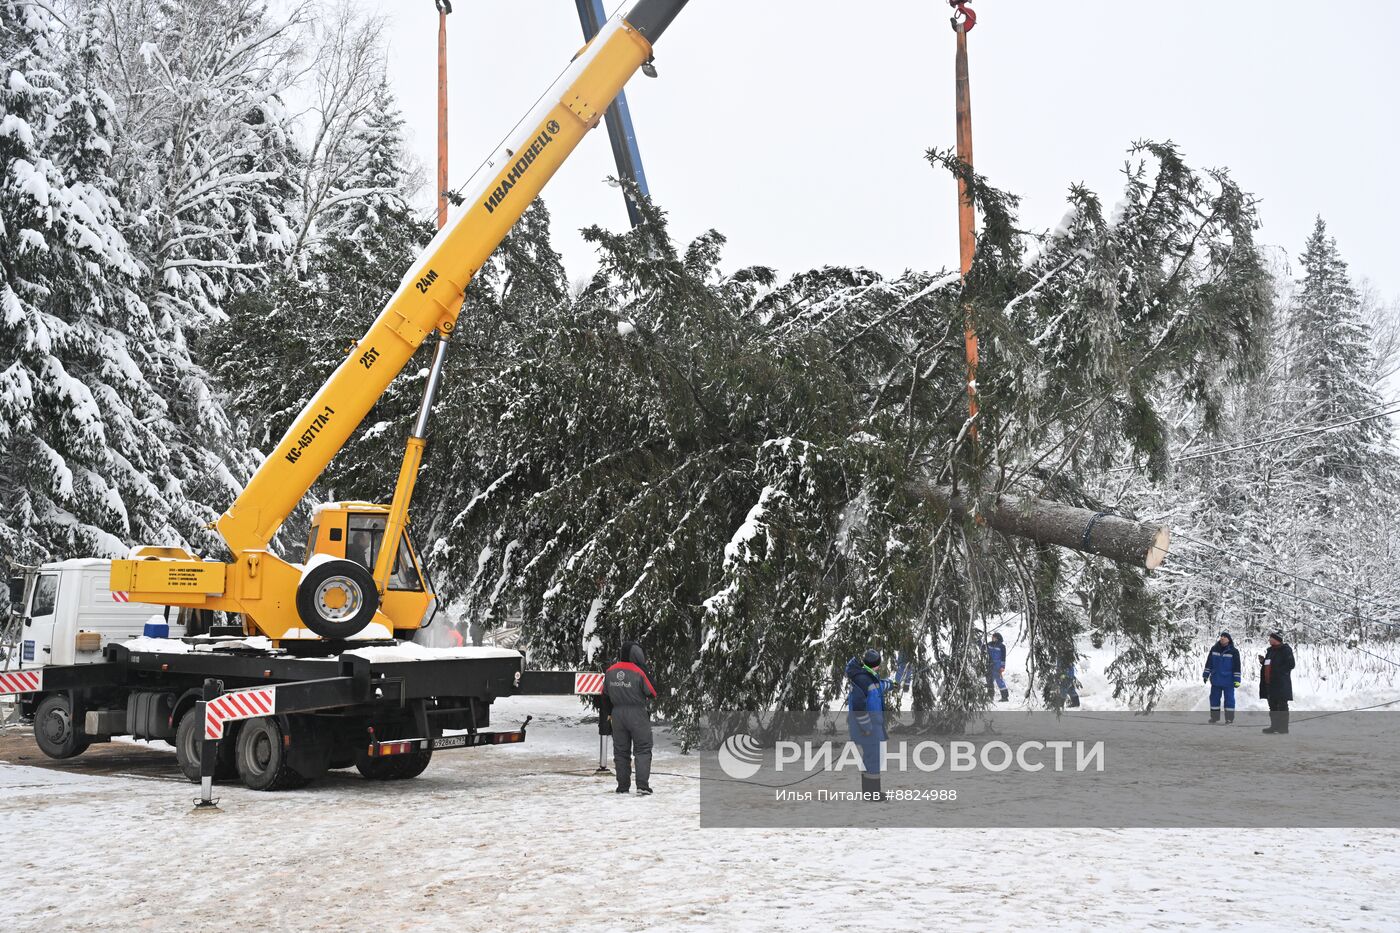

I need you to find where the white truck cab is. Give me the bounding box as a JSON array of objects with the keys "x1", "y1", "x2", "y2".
[{"x1": 9, "y1": 559, "x2": 160, "y2": 669}]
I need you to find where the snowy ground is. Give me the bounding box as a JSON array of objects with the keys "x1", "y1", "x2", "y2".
[{"x1": 2, "y1": 693, "x2": 1399, "y2": 932}]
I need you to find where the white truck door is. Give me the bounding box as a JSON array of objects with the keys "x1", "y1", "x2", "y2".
[{"x1": 20, "y1": 572, "x2": 60, "y2": 670}]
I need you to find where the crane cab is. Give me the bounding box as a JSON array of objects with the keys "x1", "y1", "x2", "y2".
[{"x1": 305, "y1": 502, "x2": 437, "y2": 637}]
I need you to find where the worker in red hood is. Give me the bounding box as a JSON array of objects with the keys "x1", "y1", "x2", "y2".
[{"x1": 602, "y1": 640, "x2": 658, "y2": 795}]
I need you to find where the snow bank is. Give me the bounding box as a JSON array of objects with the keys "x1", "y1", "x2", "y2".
[
  {"x1": 121, "y1": 636, "x2": 192, "y2": 654},
  {"x1": 275, "y1": 622, "x2": 392, "y2": 641},
  {"x1": 344, "y1": 643, "x2": 520, "y2": 663}
]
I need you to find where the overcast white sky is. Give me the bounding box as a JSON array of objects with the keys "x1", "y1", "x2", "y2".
[{"x1": 371, "y1": 0, "x2": 1399, "y2": 297}]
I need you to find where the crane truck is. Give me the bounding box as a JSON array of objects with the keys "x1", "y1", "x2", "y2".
[{"x1": 0, "y1": 0, "x2": 688, "y2": 793}]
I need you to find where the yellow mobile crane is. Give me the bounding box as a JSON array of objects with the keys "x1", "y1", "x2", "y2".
[{"x1": 110, "y1": 0, "x2": 691, "y2": 643}]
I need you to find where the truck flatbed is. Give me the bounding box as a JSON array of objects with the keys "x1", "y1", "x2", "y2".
[{"x1": 1, "y1": 636, "x2": 602, "y2": 796}]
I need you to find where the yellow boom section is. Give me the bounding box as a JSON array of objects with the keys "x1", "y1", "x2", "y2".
[{"x1": 216, "y1": 12, "x2": 661, "y2": 557}]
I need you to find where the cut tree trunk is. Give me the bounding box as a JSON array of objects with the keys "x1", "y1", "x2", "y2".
[{"x1": 913, "y1": 484, "x2": 1170, "y2": 570}]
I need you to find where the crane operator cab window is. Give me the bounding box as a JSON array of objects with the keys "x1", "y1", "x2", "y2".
[
  {"x1": 306, "y1": 512, "x2": 425, "y2": 591},
  {"x1": 343, "y1": 515, "x2": 425, "y2": 591}
]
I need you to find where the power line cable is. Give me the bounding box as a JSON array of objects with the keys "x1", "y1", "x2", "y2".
[
  {"x1": 1174, "y1": 531, "x2": 1400, "y2": 620},
  {"x1": 1109, "y1": 402, "x2": 1400, "y2": 471},
  {"x1": 1168, "y1": 555, "x2": 1400, "y2": 671},
  {"x1": 1173, "y1": 404, "x2": 1400, "y2": 464},
  {"x1": 1118, "y1": 396, "x2": 1400, "y2": 476}
]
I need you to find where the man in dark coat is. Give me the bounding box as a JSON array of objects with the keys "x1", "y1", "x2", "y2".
[
  {"x1": 1259, "y1": 631, "x2": 1295, "y2": 735},
  {"x1": 602, "y1": 640, "x2": 658, "y2": 793},
  {"x1": 1202, "y1": 631, "x2": 1242, "y2": 724}
]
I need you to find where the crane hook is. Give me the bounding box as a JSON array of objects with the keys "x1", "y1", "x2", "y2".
[{"x1": 949, "y1": 0, "x2": 976, "y2": 32}]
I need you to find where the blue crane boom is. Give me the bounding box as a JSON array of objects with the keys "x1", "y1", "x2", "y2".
[{"x1": 576, "y1": 0, "x2": 652, "y2": 227}]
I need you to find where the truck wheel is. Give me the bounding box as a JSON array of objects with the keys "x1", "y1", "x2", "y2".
[
  {"x1": 174, "y1": 710, "x2": 239, "y2": 783},
  {"x1": 354, "y1": 754, "x2": 402, "y2": 780},
  {"x1": 33, "y1": 695, "x2": 90, "y2": 760},
  {"x1": 393, "y1": 748, "x2": 433, "y2": 780},
  {"x1": 354, "y1": 723, "x2": 432, "y2": 781},
  {"x1": 355, "y1": 746, "x2": 432, "y2": 780},
  {"x1": 295, "y1": 559, "x2": 379, "y2": 639},
  {"x1": 235, "y1": 717, "x2": 307, "y2": 791}
]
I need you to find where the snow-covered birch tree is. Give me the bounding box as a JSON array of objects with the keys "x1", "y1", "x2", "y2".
[{"x1": 95, "y1": 0, "x2": 309, "y2": 324}]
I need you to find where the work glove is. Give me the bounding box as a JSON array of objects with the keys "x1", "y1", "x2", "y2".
[
  {"x1": 1234, "y1": 681, "x2": 1242, "y2": 689},
  {"x1": 1203, "y1": 673, "x2": 1210, "y2": 683}
]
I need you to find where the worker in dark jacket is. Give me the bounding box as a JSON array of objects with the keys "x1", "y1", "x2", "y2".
[
  {"x1": 846, "y1": 649, "x2": 891, "y2": 799},
  {"x1": 1259, "y1": 632, "x2": 1295, "y2": 735},
  {"x1": 601, "y1": 640, "x2": 658, "y2": 794},
  {"x1": 1202, "y1": 631, "x2": 1243, "y2": 724},
  {"x1": 985, "y1": 632, "x2": 1008, "y2": 702}
]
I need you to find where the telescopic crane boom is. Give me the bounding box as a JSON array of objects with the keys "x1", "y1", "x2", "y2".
[{"x1": 110, "y1": 0, "x2": 690, "y2": 643}]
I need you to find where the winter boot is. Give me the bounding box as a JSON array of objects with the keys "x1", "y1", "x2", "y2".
[
  {"x1": 1224, "y1": 709, "x2": 1235, "y2": 725},
  {"x1": 636, "y1": 785, "x2": 653, "y2": 796},
  {"x1": 1068, "y1": 695, "x2": 1081, "y2": 708},
  {"x1": 1277, "y1": 710, "x2": 1289, "y2": 734},
  {"x1": 1209, "y1": 709, "x2": 1221, "y2": 724},
  {"x1": 615, "y1": 784, "x2": 631, "y2": 793},
  {"x1": 986, "y1": 684, "x2": 996, "y2": 701},
  {"x1": 1262, "y1": 711, "x2": 1279, "y2": 734},
  {"x1": 861, "y1": 773, "x2": 883, "y2": 801},
  {"x1": 1000, "y1": 688, "x2": 1009, "y2": 703}
]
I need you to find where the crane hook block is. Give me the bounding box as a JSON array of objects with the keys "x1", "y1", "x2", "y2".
[{"x1": 949, "y1": 1, "x2": 976, "y2": 32}]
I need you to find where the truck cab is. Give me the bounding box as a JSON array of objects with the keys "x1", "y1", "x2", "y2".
[{"x1": 7, "y1": 560, "x2": 160, "y2": 670}]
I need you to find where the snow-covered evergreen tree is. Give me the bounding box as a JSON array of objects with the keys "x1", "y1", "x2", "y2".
[
  {"x1": 1289, "y1": 218, "x2": 1390, "y2": 486},
  {"x1": 1116, "y1": 220, "x2": 1400, "y2": 649},
  {"x1": 207, "y1": 89, "x2": 432, "y2": 553},
  {"x1": 322, "y1": 80, "x2": 414, "y2": 247},
  {"x1": 0, "y1": 1, "x2": 232, "y2": 566}
]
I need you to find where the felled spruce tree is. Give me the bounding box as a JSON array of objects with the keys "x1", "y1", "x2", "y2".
[{"x1": 436, "y1": 141, "x2": 1269, "y2": 728}]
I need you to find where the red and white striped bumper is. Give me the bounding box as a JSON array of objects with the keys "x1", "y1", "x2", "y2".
[
  {"x1": 0, "y1": 670, "x2": 42, "y2": 695},
  {"x1": 574, "y1": 672, "x2": 604, "y2": 695},
  {"x1": 204, "y1": 687, "x2": 277, "y2": 739}
]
